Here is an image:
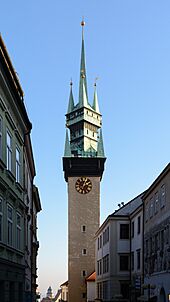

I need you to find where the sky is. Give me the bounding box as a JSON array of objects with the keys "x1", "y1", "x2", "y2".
[{"x1": 1, "y1": 0, "x2": 170, "y2": 298}]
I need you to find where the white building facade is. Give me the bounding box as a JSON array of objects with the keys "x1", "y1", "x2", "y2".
[{"x1": 95, "y1": 193, "x2": 144, "y2": 302}]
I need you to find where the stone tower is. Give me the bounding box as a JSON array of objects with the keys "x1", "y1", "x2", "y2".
[{"x1": 63, "y1": 21, "x2": 106, "y2": 302}]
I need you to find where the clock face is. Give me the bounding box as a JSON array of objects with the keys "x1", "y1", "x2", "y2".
[{"x1": 75, "y1": 177, "x2": 92, "y2": 194}]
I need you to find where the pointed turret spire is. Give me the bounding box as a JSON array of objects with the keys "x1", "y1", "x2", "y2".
[
  {"x1": 79, "y1": 73, "x2": 88, "y2": 108},
  {"x1": 64, "y1": 129, "x2": 72, "y2": 157},
  {"x1": 67, "y1": 80, "x2": 74, "y2": 114},
  {"x1": 93, "y1": 81, "x2": 100, "y2": 113},
  {"x1": 97, "y1": 129, "x2": 105, "y2": 157},
  {"x1": 79, "y1": 19, "x2": 88, "y2": 106}
]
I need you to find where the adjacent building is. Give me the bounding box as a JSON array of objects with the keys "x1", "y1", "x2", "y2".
[
  {"x1": 0, "y1": 34, "x2": 41, "y2": 301},
  {"x1": 143, "y1": 163, "x2": 170, "y2": 302},
  {"x1": 60, "y1": 281, "x2": 68, "y2": 302},
  {"x1": 95, "y1": 193, "x2": 144, "y2": 301},
  {"x1": 130, "y1": 199, "x2": 143, "y2": 301},
  {"x1": 86, "y1": 272, "x2": 96, "y2": 302},
  {"x1": 63, "y1": 21, "x2": 106, "y2": 302}
]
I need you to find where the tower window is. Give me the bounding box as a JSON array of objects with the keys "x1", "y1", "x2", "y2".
[
  {"x1": 87, "y1": 130, "x2": 88, "y2": 134},
  {"x1": 82, "y1": 249, "x2": 87, "y2": 255},
  {"x1": 93, "y1": 132, "x2": 95, "y2": 137},
  {"x1": 82, "y1": 270, "x2": 87, "y2": 277},
  {"x1": 81, "y1": 225, "x2": 86, "y2": 232}
]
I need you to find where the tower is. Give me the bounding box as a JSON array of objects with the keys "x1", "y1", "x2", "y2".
[{"x1": 63, "y1": 21, "x2": 106, "y2": 302}]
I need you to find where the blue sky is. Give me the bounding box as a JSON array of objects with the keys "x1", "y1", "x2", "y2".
[{"x1": 1, "y1": 0, "x2": 170, "y2": 298}]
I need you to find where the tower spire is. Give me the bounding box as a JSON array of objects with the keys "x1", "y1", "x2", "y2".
[
  {"x1": 64, "y1": 129, "x2": 71, "y2": 157},
  {"x1": 79, "y1": 19, "x2": 88, "y2": 106},
  {"x1": 67, "y1": 80, "x2": 74, "y2": 114},
  {"x1": 97, "y1": 129, "x2": 105, "y2": 157},
  {"x1": 93, "y1": 81, "x2": 100, "y2": 113}
]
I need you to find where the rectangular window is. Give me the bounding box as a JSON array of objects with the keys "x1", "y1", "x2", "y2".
[
  {"x1": 119, "y1": 254, "x2": 129, "y2": 271},
  {"x1": 154, "y1": 192, "x2": 159, "y2": 214},
  {"x1": 82, "y1": 293, "x2": 86, "y2": 299},
  {"x1": 155, "y1": 233, "x2": 159, "y2": 251},
  {"x1": 166, "y1": 226, "x2": 169, "y2": 244},
  {"x1": 103, "y1": 254, "x2": 109, "y2": 274},
  {"x1": 149, "y1": 197, "x2": 154, "y2": 218},
  {"x1": 7, "y1": 205, "x2": 13, "y2": 246},
  {"x1": 145, "y1": 205, "x2": 149, "y2": 222},
  {"x1": 82, "y1": 270, "x2": 87, "y2": 277},
  {"x1": 131, "y1": 221, "x2": 134, "y2": 238},
  {"x1": 103, "y1": 226, "x2": 109, "y2": 245},
  {"x1": 131, "y1": 252, "x2": 134, "y2": 271},
  {"x1": 6, "y1": 131, "x2": 12, "y2": 171},
  {"x1": 97, "y1": 259, "x2": 102, "y2": 275},
  {"x1": 16, "y1": 147, "x2": 21, "y2": 183},
  {"x1": 137, "y1": 249, "x2": 141, "y2": 270},
  {"x1": 97, "y1": 261, "x2": 99, "y2": 275},
  {"x1": 0, "y1": 197, "x2": 2, "y2": 241},
  {"x1": 149, "y1": 237, "x2": 153, "y2": 254},
  {"x1": 160, "y1": 184, "x2": 166, "y2": 208},
  {"x1": 81, "y1": 225, "x2": 86, "y2": 233},
  {"x1": 16, "y1": 213, "x2": 21, "y2": 250},
  {"x1": 97, "y1": 283, "x2": 102, "y2": 300},
  {"x1": 120, "y1": 224, "x2": 129, "y2": 239},
  {"x1": 99, "y1": 234, "x2": 102, "y2": 248},
  {"x1": 160, "y1": 230, "x2": 164, "y2": 251},
  {"x1": 137, "y1": 216, "x2": 141, "y2": 234},
  {"x1": 82, "y1": 249, "x2": 87, "y2": 255},
  {"x1": 98, "y1": 237, "x2": 100, "y2": 250},
  {"x1": 146, "y1": 239, "x2": 149, "y2": 256},
  {"x1": 99, "y1": 259, "x2": 102, "y2": 275},
  {"x1": 103, "y1": 281, "x2": 108, "y2": 300},
  {"x1": 0, "y1": 116, "x2": 2, "y2": 159}
]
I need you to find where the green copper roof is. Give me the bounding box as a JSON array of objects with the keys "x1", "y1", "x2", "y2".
[
  {"x1": 79, "y1": 23, "x2": 88, "y2": 105},
  {"x1": 97, "y1": 129, "x2": 105, "y2": 157},
  {"x1": 92, "y1": 83, "x2": 100, "y2": 113},
  {"x1": 67, "y1": 82, "x2": 74, "y2": 114},
  {"x1": 79, "y1": 76, "x2": 88, "y2": 108},
  {"x1": 64, "y1": 129, "x2": 72, "y2": 157}
]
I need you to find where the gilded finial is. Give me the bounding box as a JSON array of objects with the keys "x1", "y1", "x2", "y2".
[
  {"x1": 94, "y1": 77, "x2": 99, "y2": 86},
  {"x1": 81, "y1": 17, "x2": 85, "y2": 27},
  {"x1": 70, "y1": 78, "x2": 73, "y2": 86}
]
